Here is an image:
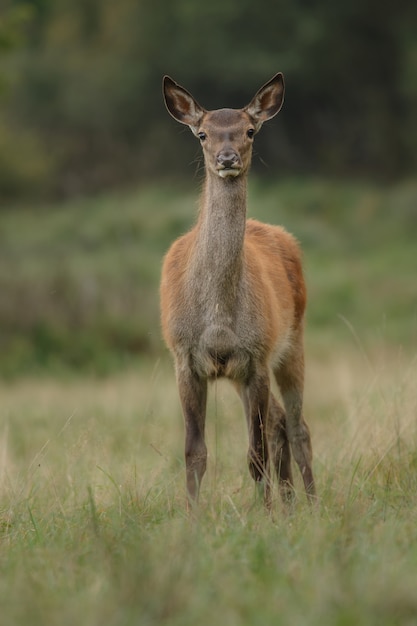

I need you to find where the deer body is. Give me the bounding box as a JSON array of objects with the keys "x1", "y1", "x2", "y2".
[{"x1": 161, "y1": 75, "x2": 315, "y2": 507}]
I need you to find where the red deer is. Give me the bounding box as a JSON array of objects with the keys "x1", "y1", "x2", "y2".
[{"x1": 161, "y1": 73, "x2": 315, "y2": 509}]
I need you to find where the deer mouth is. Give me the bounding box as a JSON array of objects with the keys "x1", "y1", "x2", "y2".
[{"x1": 217, "y1": 166, "x2": 241, "y2": 178}]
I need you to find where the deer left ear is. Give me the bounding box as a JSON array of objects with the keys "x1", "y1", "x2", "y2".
[
  {"x1": 163, "y1": 75, "x2": 205, "y2": 134},
  {"x1": 245, "y1": 73, "x2": 285, "y2": 130}
]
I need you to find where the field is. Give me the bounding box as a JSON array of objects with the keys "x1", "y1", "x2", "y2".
[
  {"x1": 1, "y1": 177, "x2": 416, "y2": 374},
  {"x1": 1, "y1": 179, "x2": 417, "y2": 625}
]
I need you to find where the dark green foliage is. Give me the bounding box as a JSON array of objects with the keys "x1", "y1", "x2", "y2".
[{"x1": 1, "y1": 0, "x2": 417, "y2": 198}]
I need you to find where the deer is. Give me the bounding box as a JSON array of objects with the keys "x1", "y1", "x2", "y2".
[{"x1": 160, "y1": 73, "x2": 315, "y2": 510}]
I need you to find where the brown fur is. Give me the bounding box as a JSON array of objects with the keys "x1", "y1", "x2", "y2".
[{"x1": 161, "y1": 74, "x2": 315, "y2": 508}]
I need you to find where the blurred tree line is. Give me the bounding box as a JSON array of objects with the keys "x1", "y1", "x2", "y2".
[{"x1": 1, "y1": 0, "x2": 416, "y2": 200}]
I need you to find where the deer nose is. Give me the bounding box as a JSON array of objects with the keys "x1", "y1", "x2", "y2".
[{"x1": 216, "y1": 151, "x2": 240, "y2": 169}]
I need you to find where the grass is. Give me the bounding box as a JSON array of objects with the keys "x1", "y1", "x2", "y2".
[
  {"x1": 1, "y1": 348, "x2": 417, "y2": 625},
  {"x1": 0, "y1": 176, "x2": 416, "y2": 374},
  {"x1": 0, "y1": 177, "x2": 416, "y2": 622}
]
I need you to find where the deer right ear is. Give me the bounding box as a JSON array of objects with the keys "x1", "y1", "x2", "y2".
[
  {"x1": 245, "y1": 73, "x2": 285, "y2": 131},
  {"x1": 163, "y1": 76, "x2": 205, "y2": 134}
]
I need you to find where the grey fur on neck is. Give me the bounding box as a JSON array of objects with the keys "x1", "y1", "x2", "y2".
[{"x1": 192, "y1": 171, "x2": 247, "y2": 296}]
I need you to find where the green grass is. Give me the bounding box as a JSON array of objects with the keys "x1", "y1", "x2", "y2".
[
  {"x1": 0, "y1": 177, "x2": 416, "y2": 621},
  {"x1": 1, "y1": 350, "x2": 417, "y2": 625},
  {"x1": 0, "y1": 177, "x2": 416, "y2": 375}
]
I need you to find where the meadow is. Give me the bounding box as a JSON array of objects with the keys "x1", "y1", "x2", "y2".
[{"x1": 0, "y1": 178, "x2": 416, "y2": 625}]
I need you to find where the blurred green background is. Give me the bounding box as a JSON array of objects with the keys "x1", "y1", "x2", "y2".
[{"x1": 0, "y1": 0, "x2": 416, "y2": 376}]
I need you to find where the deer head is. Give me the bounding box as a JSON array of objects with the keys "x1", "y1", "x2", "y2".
[{"x1": 163, "y1": 73, "x2": 285, "y2": 179}]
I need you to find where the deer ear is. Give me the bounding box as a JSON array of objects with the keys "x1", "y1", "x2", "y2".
[
  {"x1": 163, "y1": 76, "x2": 205, "y2": 133},
  {"x1": 245, "y1": 73, "x2": 285, "y2": 130}
]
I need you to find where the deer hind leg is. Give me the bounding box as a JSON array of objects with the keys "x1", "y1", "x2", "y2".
[
  {"x1": 236, "y1": 370, "x2": 271, "y2": 508},
  {"x1": 267, "y1": 393, "x2": 294, "y2": 504},
  {"x1": 274, "y1": 348, "x2": 316, "y2": 501},
  {"x1": 176, "y1": 363, "x2": 208, "y2": 507}
]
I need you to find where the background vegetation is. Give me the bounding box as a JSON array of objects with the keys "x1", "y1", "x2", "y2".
[
  {"x1": 1, "y1": 0, "x2": 417, "y2": 199},
  {"x1": 0, "y1": 0, "x2": 416, "y2": 373},
  {"x1": 0, "y1": 178, "x2": 416, "y2": 377}
]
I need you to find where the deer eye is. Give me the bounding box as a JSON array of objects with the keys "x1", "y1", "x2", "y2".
[
  {"x1": 198, "y1": 131, "x2": 207, "y2": 141},
  {"x1": 247, "y1": 128, "x2": 255, "y2": 139}
]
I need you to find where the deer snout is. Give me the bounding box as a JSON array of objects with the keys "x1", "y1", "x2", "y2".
[
  {"x1": 216, "y1": 151, "x2": 241, "y2": 177},
  {"x1": 217, "y1": 151, "x2": 239, "y2": 168}
]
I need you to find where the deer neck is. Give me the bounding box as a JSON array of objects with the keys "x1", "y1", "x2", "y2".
[{"x1": 193, "y1": 171, "x2": 247, "y2": 295}]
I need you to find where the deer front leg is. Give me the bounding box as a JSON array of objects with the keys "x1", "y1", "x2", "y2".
[
  {"x1": 176, "y1": 363, "x2": 208, "y2": 506},
  {"x1": 244, "y1": 369, "x2": 271, "y2": 508}
]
